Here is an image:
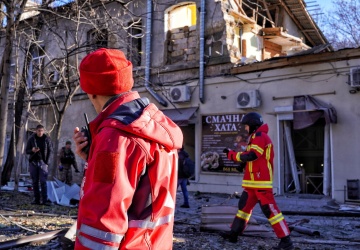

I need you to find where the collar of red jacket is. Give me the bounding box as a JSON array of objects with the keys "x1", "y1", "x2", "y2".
[
  {"x1": 255, "y1": 123, "x2": 269, "y2": 134},
  {"x1": 87, "y1": 91, "x2": 183, "y2": 150},
  {"x1": 89, "y1": 91, "x2": 140, "y2": 136}
]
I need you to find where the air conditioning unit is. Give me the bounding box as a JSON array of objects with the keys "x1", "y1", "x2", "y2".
[
  {"x1": 236, "y1": 90, "x2": 261, "y2": 109},
  {"x1": 350, "y1": 67, "x2": 360, "y2": 87},
  {"x1": 169, "y1": 86, "x2": 191, "y2": 103}
]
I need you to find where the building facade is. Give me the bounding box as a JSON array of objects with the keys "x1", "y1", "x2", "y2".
[{"x1": 2, "y1": 0, "x2": 360, "y2": 203}]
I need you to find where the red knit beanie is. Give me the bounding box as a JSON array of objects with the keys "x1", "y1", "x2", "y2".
[{"x1": 79, "y1": 48, "x2": 134, "y2": 95}]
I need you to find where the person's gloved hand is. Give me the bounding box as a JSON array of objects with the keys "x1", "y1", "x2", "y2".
[
  {"x1": 75, "y1": 169, "x2": 80, "y2": 173},
  {"x1": 223, "y1": 148, "x2": 231, "y2": 160},
  {"x1": 223, "y1": 148, "x2": 240, "y2": 161}
]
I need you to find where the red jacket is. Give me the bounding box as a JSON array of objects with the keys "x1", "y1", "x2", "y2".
[
  {"x1": 75, "y1": 91, "x2": 183, "y2": 250},
  {"x1": 227, "y1": 124, "x2": 274, "y2": 189}
]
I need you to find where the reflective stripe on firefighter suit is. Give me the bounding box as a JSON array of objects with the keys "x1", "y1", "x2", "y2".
[
  {"x1": 75, "y1": 91, "x2": 183, "y2": 250},
  {"x1": 227, "y1": 124, "x2": 290, "y2": 239}
]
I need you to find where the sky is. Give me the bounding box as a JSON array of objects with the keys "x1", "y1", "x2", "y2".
[
  {"x1": 304, "y1": 0, "x2": 335, "y2": 31},
  {"x1": 308, "y1": 0, "x2": 335, "y2": 11},
  {"x1": 31, "y1": 0, "x2": 74, "y2": 6}
]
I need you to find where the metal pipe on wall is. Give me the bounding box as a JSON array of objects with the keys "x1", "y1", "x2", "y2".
[
  {"x1": 145, "y1": 0, "x2": 167, "y2": 107},
  {"x1": 199, "y1": 0, "x2": 206, "y2": 103}
]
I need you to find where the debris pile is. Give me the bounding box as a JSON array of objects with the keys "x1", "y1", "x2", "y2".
[{"x1": 1, "y1": 190, "x2": 360, "y2": 249}]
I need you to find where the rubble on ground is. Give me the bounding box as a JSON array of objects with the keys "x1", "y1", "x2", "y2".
[{"x1": 1, "y1": 190, "x2": 360, "y2": 249}]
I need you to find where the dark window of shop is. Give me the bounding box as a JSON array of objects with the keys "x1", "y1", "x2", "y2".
[
  {"x1": 181, "y1": 124, "x2": 196, "y2": 180},
  {"x1": 292, "y1": 118, "x2": 325, "y2": 195}
]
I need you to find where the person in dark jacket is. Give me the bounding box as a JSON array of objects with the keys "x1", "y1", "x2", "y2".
[
  {"x1": 26, "y1": 124, "x2": 53, "y2": 205},
  {"x1": 58, "y1": 140, "x2": 80, "y2": 185},
  {"x1": 178, "y1": 147, "x2": 190, "y2": 208}
]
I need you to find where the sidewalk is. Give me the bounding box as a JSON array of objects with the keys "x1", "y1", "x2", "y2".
[
  {"x1": 176, "y1": 190, "x2": 360, "y2": 214},
  {"x1": 173, "y1": 191, "x2": 360, "y2": 250}
]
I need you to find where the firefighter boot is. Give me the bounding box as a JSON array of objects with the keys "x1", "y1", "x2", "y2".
[
  {"x1": 273, "y1": 235, "x2": 294, "y2": 250},
  {"x1": 219, "y1": 230, "x2": 238, "y2": 243}
]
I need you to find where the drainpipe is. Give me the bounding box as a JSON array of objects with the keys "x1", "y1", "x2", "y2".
[
  {"x1": 145, "y1": 0, "x2": 168, "y2": 107},
  {"x1": 199, "y1": 0, "x2": 206, "y2": 103}
]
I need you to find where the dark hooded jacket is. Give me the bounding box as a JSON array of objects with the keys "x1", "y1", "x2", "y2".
[
  {"x1": 26, "y1": 133, "x2": 53, "y2": 164},
  {"x1": 178, "y1": 149, "x2": 190, "y2": 179}
]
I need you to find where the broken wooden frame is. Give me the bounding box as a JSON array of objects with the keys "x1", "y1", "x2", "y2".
[{"x1": 0, "y1": 228, "x2": 67, "y2": 250}]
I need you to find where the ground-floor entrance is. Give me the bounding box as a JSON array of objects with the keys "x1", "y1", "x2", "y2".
[
  {"x1": 278, "y1": 116, "x2": 331, "y2": 196},
  {"x1": 291, "y1": 118, "x2": 325, "y2": 194}
]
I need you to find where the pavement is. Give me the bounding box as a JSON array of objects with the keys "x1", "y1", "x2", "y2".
[
  {"x1": 176, "y1": 190, "x2": 360, "y2": 215},
  {"x1": 173, "y1": 190, "x2": 360, "y2": 249}
]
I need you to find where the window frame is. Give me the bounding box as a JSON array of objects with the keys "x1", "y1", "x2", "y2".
[
  {"x1": 27, "y1": 45, "x2": 45, "y2": 89},
  {"x1": 127, "y1": 19, "x2": 143, "y2": 67},
  {"x1": 165, "y1": 2, "x2": 197, "y2": 32}
]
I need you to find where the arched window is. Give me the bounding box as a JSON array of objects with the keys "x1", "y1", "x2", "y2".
[{"x1": 165, "y1": 2, "x2": 197, "y2": 32}]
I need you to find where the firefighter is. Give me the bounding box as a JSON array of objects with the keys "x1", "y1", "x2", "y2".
[
  {"x1": 221, "y1": 112, "x2": 294, "y2": 250},
  {"x1": 72, "y1": 48, "x2": 183, "y2": 249}
]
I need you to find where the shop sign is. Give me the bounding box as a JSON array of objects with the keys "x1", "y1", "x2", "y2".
[{"x1": 201, "y1": 114, "x2": 248, "y2": 173}]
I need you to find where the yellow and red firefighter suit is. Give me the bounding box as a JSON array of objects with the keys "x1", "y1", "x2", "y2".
[
  {"x1": 226, "y1": 123, "x2": 291, "y2": 239},
  {"x1": 75, "y1": 91, "x2": 183, "y2": 250}
]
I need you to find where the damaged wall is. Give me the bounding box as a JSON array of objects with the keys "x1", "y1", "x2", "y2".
[
  {"x1": 220, "y1": 0, "x2": 244, "y2": 63},
  {"x1": 165, "y1": 26, "x2": 198, "y2": 64},
  {"x1": 217, "y1": 0, "x2": 316, "y2": 63}
]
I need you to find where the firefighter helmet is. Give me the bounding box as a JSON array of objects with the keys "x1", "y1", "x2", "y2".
[{"x1": 240, "y1": 112, "x2": 263, "y2": 133}]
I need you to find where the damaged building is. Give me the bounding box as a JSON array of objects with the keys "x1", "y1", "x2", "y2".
[{"x1": 1, "y1": 0, "x2": 360, "y2": 205}]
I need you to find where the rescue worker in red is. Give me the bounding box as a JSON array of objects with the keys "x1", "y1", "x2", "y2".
[
  {"x1": 72, "y1": 48, "x2": 183, "y2": 250},
  {"x1": 220, "y1": 112, "x2": 294, "y2": 250}
]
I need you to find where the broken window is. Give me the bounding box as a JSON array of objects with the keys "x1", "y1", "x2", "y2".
[
  {"x1": 165, "y1": 3, "x2": 198, "y2": 65},
  {"x1": 221, "y1": 0, "x2": 314, "y2": 63},
  {"x1": 233, "y1": 26, "x2": 241, "y2": 52},
  {"x1": 165, "y1": 3, "x2": 197, "y2": 32}
]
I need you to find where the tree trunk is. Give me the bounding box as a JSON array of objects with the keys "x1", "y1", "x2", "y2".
[
  {"x1": 0, "y1": 0, "x2": 28, "y2": 186},
  {"x1": 1, "y1": 78, "x2": 24, "y2": 186},
  {"x1": 50, "y1": 112, "x2": 65, "y2": 179},
  {"x1": 0, "y1": 5, "x2": 15, "y2": 185},
  {"x1": 14, "y1": 101, "x2": 30, "y2": 191},
  {"x1": 1, "y1": 128, "x2": 14, "y2": 185}
]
